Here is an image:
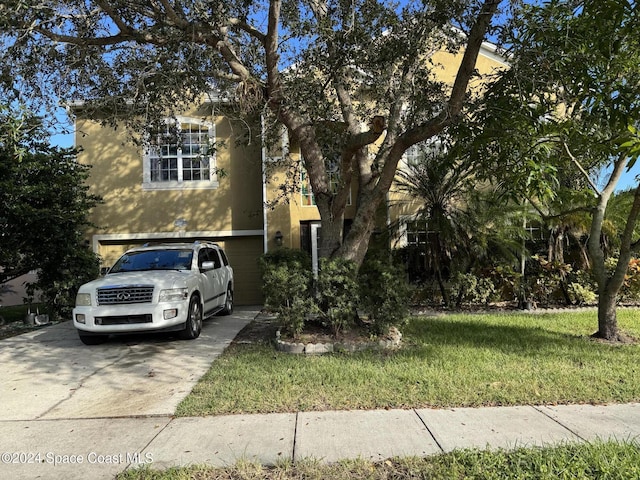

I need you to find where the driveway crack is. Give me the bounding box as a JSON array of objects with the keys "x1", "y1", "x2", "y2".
[{"x1": 35, "y1": 346, "x2": 134, "y2": 420}]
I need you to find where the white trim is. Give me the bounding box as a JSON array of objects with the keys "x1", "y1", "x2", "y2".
[
  {"x1": 141, "y1": 180, "x2": 219, "y2": 191},
  {"x1": 479, "y1": 41, "x2": 510, "y2": 67},
  {"x1": 396, "y1": 215, "x2": 411, "y2": 248},
  {"x1": 261, "y1": 114, "x2": 269, "y2": 253},
  {"x1": 310, "y1": 223, "x2": 321, "y2": 278},
  {"x1": 92, "y1": 230, "x2": 264, "y2": 252}
]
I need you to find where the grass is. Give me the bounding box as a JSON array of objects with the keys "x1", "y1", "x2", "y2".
[
  {"x1": 117, "y1": 440, "x2": 640, "y2": 479},
  {"x1": 177, "y1": 310, "x2": 640, "y2": 416}
]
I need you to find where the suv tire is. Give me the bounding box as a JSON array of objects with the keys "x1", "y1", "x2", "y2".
[
  {"x1": 220, "y1": 284, "x2": 233, "y2": 316},
  {"x1": 179, "y1": 295, "x2": 203, "y2": 340}
]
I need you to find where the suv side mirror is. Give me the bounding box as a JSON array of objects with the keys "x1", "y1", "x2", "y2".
[{"x1": 200, "y1": 261, "x2": 216, "y2": 271}]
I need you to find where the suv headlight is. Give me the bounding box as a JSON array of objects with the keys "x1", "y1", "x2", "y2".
[
  {"x1": 159, "y1": 288, "x2": 189, "y2": 302},
  {"x1": 75, "y1": 293, "x2": 92, "y2": 307}
]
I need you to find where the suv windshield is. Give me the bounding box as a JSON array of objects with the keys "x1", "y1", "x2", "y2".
[{"x1": 110, "y1": 249, "x2": 193, "y2": 273}]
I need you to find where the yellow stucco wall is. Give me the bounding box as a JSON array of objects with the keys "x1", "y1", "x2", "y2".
[
  {"x1": 76, "y1": 110, "x2": 265, "y2": 305},
  {"x1": 77, "y1": 115, "x2": 263, "y2": 236}
]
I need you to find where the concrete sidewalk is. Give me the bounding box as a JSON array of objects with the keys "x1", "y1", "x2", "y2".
[{"x1": 2, "y1": 403, "x2": 640, "y2": 479}]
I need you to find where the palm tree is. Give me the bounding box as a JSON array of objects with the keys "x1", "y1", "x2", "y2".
[{"x1": 395, "y1": 144, "x2": 523, "y2": 306}]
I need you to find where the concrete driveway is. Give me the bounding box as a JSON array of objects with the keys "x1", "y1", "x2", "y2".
[{"x1": 0, "y1": 307, "x2": 257, "y2": 421}]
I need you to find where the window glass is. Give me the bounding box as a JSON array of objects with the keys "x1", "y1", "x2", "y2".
[
  {"x1": 219, "y1": 249, "x2": 229, "y2": 266},
  {"x1": 197, "y1": 248, "x2": 210, "y2": 268},
  {"x1": 111, "y1": 250, "x2": 193, "y2": 272},
  {"x1": 209, "y1": 249, "x2": 222, "y2": 269},
  {"x1": 145, "y1": 119, "x2": 214, "y2": 188}
]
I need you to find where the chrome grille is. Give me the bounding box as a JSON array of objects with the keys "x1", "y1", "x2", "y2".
[{"x1": 97, "y1": 285, "x2": 154, "y2": 305}]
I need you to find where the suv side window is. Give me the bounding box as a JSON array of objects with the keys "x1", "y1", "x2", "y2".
[
  {"x1": 219, "y1": 249, "x2": 229, "y2": 266},
  {"x1": 210, "y1": 249, "x2": 222, "y2": 269},
  {"x1": 197, "y1": 248, "x2": 211, "y2": 269}
]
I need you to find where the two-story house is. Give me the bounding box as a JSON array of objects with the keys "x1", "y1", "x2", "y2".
[{"x1": 75, "y1": 41, "x2": 506, "y2": 305}]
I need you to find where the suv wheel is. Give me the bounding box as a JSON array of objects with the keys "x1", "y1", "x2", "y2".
[
  {"x1": 220, "y1": 284, "x2": 233, "y2": 316},
  {"x1": 179, "y1": 295, "x2": 203, "y2": 340}
]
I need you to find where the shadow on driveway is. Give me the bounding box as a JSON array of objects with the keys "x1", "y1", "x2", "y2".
[{"x1": 0, "y1": 307, "x2": 258, "y2": 420}]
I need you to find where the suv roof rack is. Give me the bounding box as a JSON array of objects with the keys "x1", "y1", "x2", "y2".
[{"x1": 138, "y1": 240, "x2": 220, "y2": 248}]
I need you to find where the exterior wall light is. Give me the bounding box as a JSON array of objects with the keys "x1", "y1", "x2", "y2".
[{"x1": 275, "y1": 230, "x2": 283, "y2": 247}]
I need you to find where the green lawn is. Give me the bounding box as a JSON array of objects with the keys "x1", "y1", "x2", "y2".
[
  {"x1": 118, "y1": 441, "x2": 640, "y2": 479},
  {"x1": 177, "y1": 310, "x2": 640, "y2": 416}
]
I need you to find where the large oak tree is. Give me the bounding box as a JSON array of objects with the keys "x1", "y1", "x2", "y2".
[{"x1": 0, "y1": 0, "x2": 504, "y2": 266}]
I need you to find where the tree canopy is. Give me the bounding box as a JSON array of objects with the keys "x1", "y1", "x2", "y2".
[
  {"x1": 462, "y1": 0, "x2": 640, "y2": 339},
  {"x1": 0, "y1": 107, "x2": 100, "y2": 317},
  {"x1": 0, "y1": 0, "x2": 505, "y2": 265}
]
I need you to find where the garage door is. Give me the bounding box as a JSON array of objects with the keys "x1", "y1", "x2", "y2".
[{"x1": 215, "y1": 237, "x2": 263, "y2": 306}]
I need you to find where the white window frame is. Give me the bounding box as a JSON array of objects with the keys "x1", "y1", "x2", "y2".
[
  {"x1": 397, "y1": 215, "x2": 431, "y2": 248},
  {"x1": 142, "y1": 116, "x2": 218, "y2": 191},
  {"x1": 400, "y1": 137, "x2": 446, "y2": 170},
  {"x1": 300, "y1": 159, "x2": 352, "y2": 207}
]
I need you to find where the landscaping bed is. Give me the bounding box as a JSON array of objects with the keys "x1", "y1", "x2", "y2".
[{"x1": 0, "y1": 304, "x2": 53, "y2": 340}]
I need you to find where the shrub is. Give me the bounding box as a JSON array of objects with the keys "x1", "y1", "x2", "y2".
[
  {"x1": 621, "y1": 257, "x2": 640, "y2": 302},
  {"x1": 359, "y1": 259, "x2": 411, "y2": 334},
  {"x1": 317, "y1": 257, "x2": 359, "y2": 335},
  {"x1": 451, "y1": 272, "x2": 497, "y2": 307},
  {"x1": 568, "y1": 282, "x2": 597, "y2": 305},
  {"x1": 259, "y1": 249, "x2": 314, "y2": 336},
  {"x1": 485, "y1": 265, "x2": 522, "y2": 302},
  {"x1": 26, "y1": 244, "x2": 100, "y2": 321}
]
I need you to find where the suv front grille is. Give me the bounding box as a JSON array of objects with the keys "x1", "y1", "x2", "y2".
[{"x1": 97, "y1": 285, "x2": 154, "y2": 305}]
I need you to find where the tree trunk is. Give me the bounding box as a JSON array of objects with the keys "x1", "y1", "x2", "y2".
[
  {"x1": 597, "y1": 289, "x2": 619, "y2": 340},
  {"x1": 317, "y1": 199, "x2": 344, "y2": 259},
  {"x1": 587, "y1": 156, "x2": 640, "y2": 341},
  {"x1": 335, "y1": 190, "x2": 381, "y2": 266},
  {"x1": 278, "y1": 0, "x2": 500, "y2": 270},
  {"x1": 435, "y1": 264, "x2": 450, "y2": 307}
]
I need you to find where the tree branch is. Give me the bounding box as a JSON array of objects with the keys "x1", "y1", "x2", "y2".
[
  {"x1": 94, "y1": 0, "x2": 135, "y2": 36},
  {"x1": 32, "y1": 27, "x2": 133, "y2": 46},
  {"x1": 448, "y1": 0, "x2": 501, "y2": 115},
  {"x1": 562, "y1": 141, "x2": 601, "y2": 195},
  {"x1": 156, "y1": 0, "x2": 189, "y2": 28},
  {"x1": 228, "y1": 17, "x2": 267, "y2": 44},
  {"x1": 609, "y1": 184, "x2": 640, "y2": 295}
]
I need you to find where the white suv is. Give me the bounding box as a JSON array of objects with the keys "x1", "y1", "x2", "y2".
[{"x1": 73, "y1": 242, "x2": 233, "y2": 345}]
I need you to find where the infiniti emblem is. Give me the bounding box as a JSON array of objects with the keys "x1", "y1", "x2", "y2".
[{"x1": 117, "y1": 292, "x2": 131, "y2": 301}]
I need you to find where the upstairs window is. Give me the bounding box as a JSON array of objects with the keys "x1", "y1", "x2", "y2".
[
  {"x1": 142, "y1": 117, "x2": 218, "y2": 190},
  {"x1": 300, "y1": 159, "x2": 352, "y2": 207},
  {"x1": 401, "y1": 138, "x2": 446, "y2": 168}
]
